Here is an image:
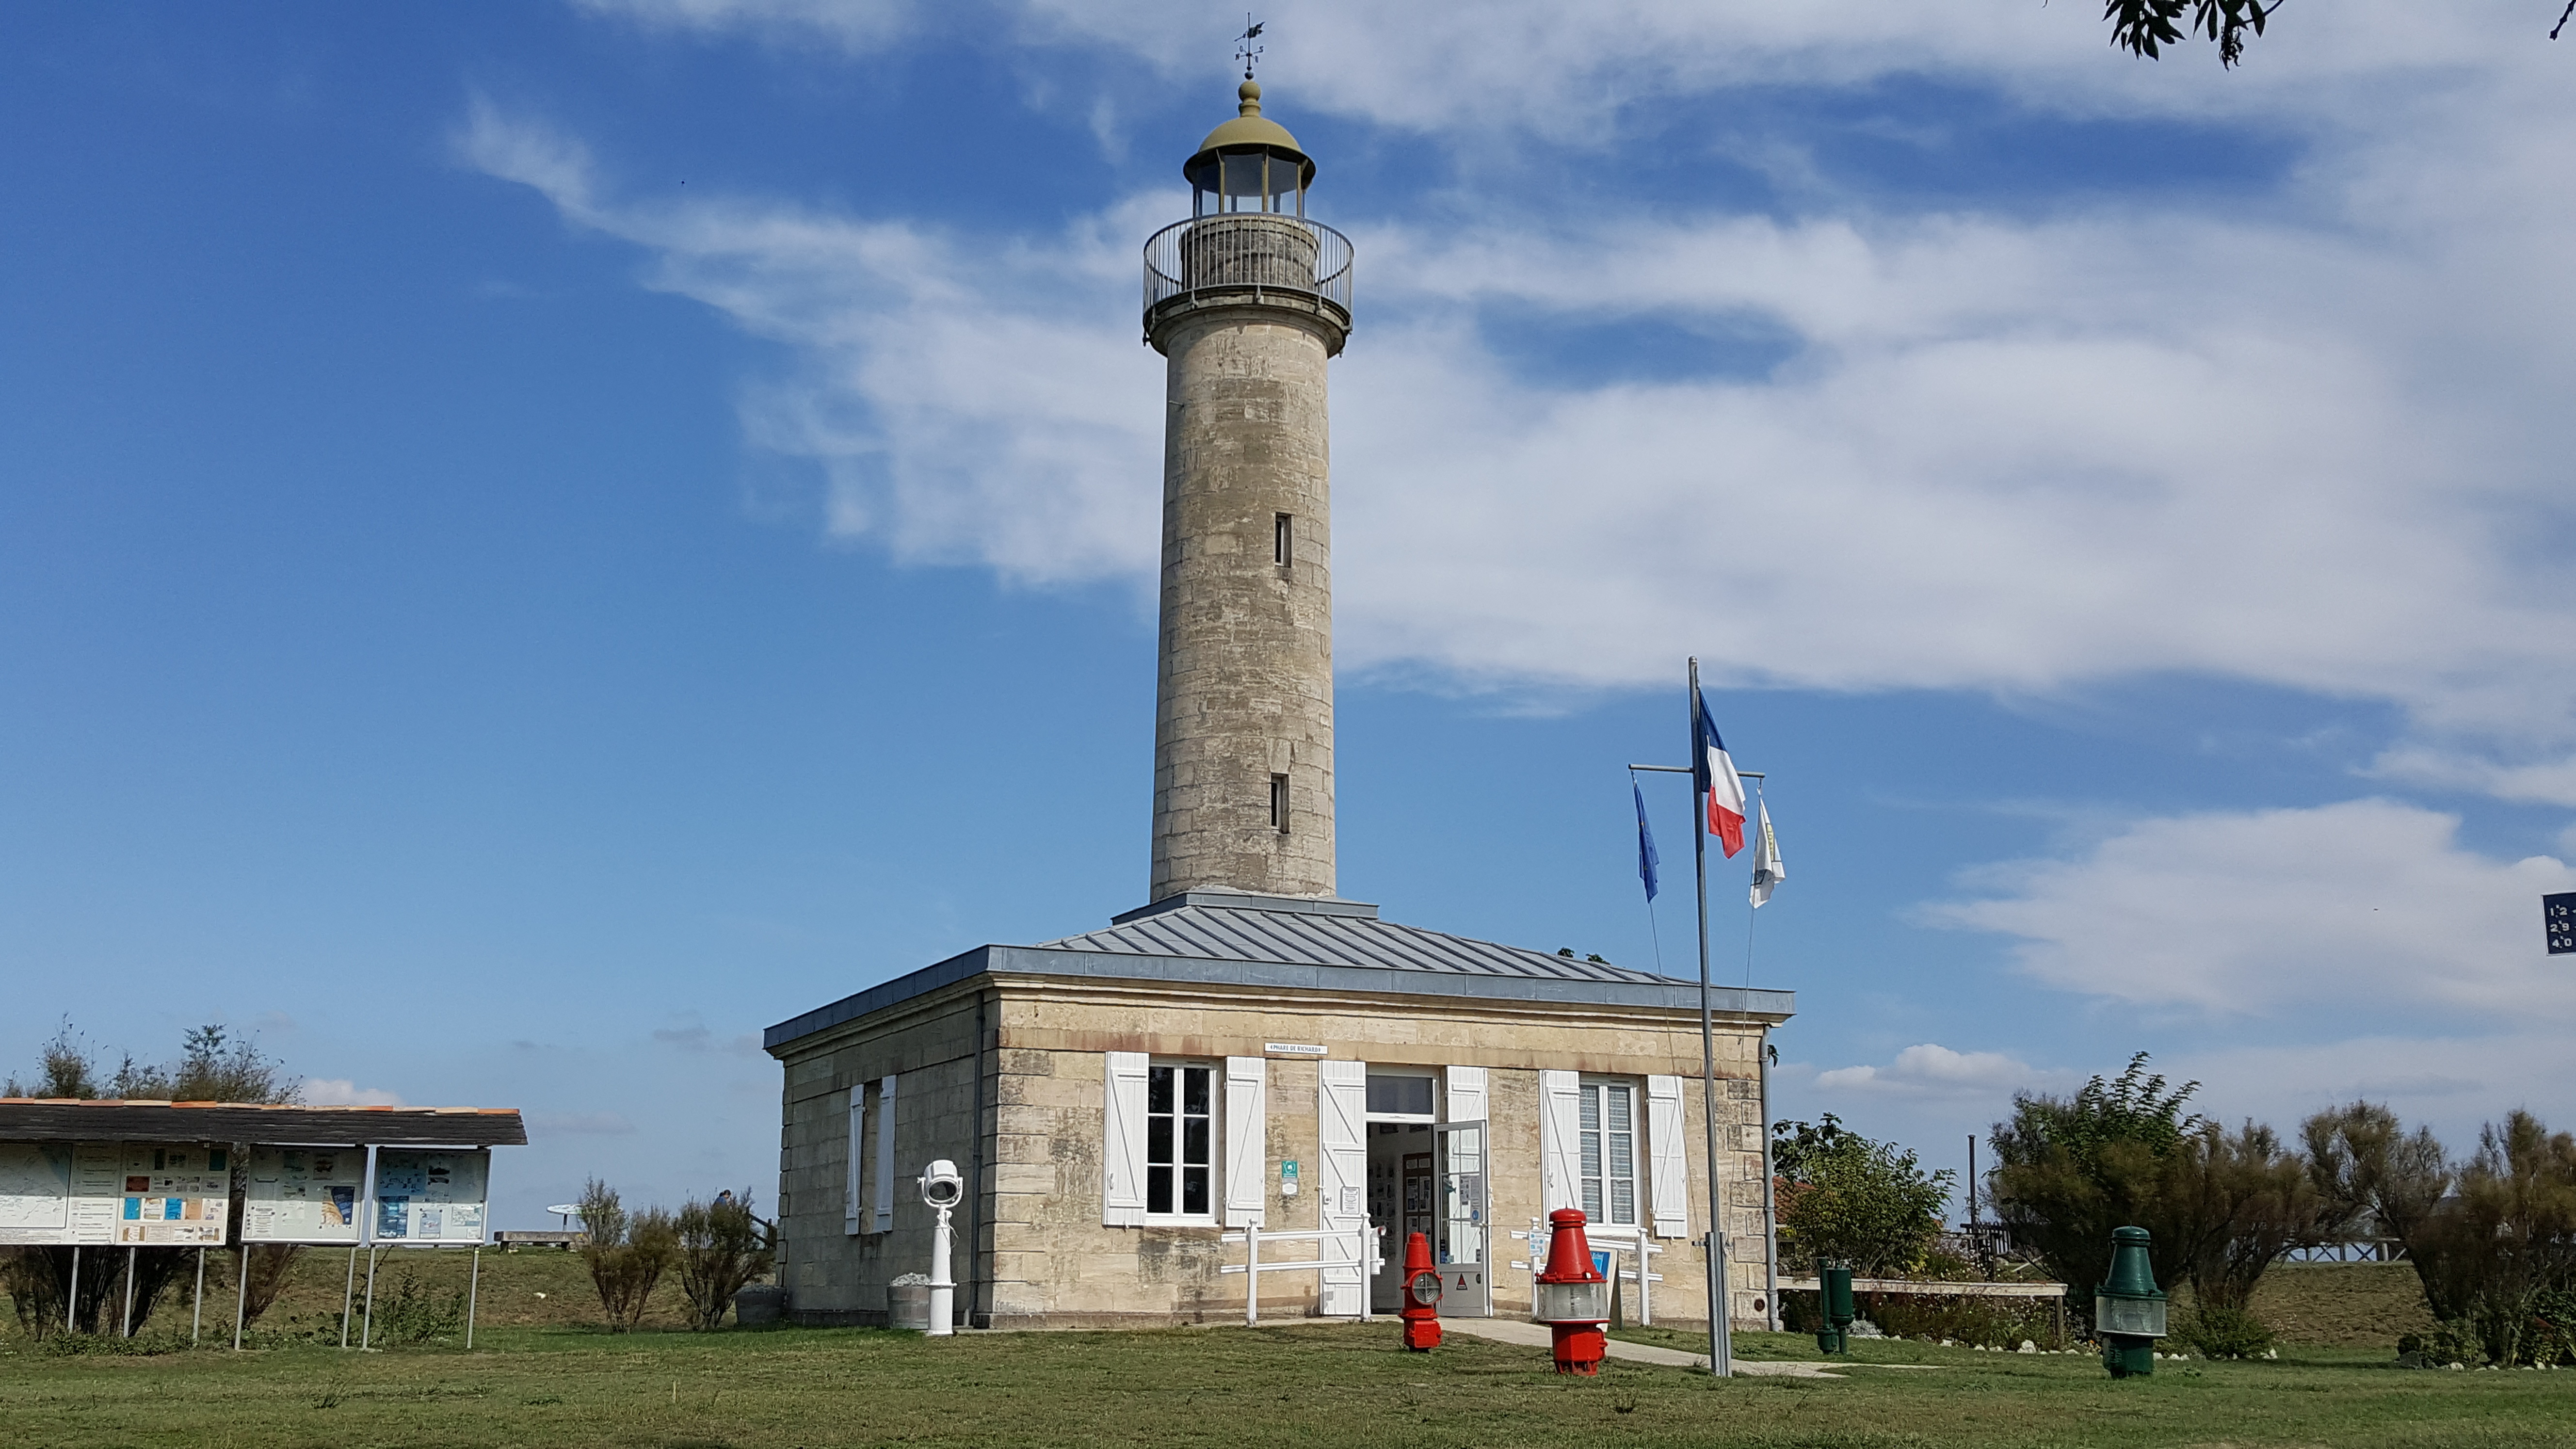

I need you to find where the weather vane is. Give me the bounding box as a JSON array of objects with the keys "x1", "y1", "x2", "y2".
[{"x1": 1235, "y1": 16, "x2": 1264, "y2": 79}]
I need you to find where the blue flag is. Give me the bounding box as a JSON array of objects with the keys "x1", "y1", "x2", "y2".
[{"x1": 1633, "y1": 779, "x2": 1660, "y2": 902}]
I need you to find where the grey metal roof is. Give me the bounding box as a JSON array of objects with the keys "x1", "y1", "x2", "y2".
[
  {"x1": 765, "y1": 890, "x2": 1794, "y2": 1052},
  {"x1": 1045, "y1": 890, "x2": 1674, "y2": 986}
]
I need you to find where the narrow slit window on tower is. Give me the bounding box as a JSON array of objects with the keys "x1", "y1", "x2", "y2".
[
  {"x1": 1270, "y1": 773, "x2": 1290, "y2": 834},
  {"x1": 1273, "y1": 513, "x2": 1293, "y2": 567}
]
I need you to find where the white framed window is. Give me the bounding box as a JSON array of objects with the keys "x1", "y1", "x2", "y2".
[
  {"x1": 1146, "y1": 1061, "x2": 1216, "y2": 1219},
  {"x1": 1578, "y1": 1078, "x2": 1639, "y2": 1228}
]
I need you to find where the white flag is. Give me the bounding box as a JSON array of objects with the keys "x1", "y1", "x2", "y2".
[{"x1": 1748, "y1": 799, "x2": 1786, "y2": 908}]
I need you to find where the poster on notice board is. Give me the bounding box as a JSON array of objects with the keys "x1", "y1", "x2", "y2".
[
  {"x1": 0, "y1": 1143, "x2": 75, "y2": 1245},
  {"x1": 372, "y1": 1148, "x2": 489, "y2": 1244},
  {"x1": 241, "y1": 1145, "x2": 365, "y2": 1244},
  {"x1": 68, "y1": 1143, "x2": 232, "y2": 1246}
]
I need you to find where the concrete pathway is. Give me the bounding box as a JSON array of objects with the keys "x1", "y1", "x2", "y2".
[{"x1": 1440, "y1": 1317, "x2": 1852, "y2": 1378}]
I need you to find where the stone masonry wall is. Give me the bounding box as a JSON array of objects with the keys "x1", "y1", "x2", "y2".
[
  {"x1": 775, "y1": 978, "x2": 1779, "y2": 1330},
  {"x1": 1148, "y1": 307, "x2": 1337, "y2": 902}
]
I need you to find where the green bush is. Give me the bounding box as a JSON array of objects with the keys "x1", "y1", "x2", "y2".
[
  {"x1": 370, "y1": 1268, "x2": 466, "y2": 1345},
  {"x1": 2169, "y1": 1304, "x2": 2275, "y2": 1359}
]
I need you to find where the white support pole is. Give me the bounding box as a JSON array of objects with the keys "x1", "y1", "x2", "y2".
[
  {"x1": 1244, "y1": 1223, "x2": 1260, "y2": 1326},
  {"x1": 466, "y1": 1246, "x2": 481, "y2": 1350},
  {"x1": 1356, "y1": 1224, "x2": 1373, "y2": 1325},
  {"x1": 339, "y1": 1245, "x2": 357, "y2": 1348},
  {"x1": 121, "y1": 1245, "x2": 137, "y2": 1338},
  {"x1": 360, "y1": 1244, "x2": 380, "y2": 1350},
  {"x1": 927, "y1": 1204, "x2": 955, "y2": 1337},
  {"x1": 193, "y1": 1246, "x2": 206, "y2": 1346},
  {"x1": 66, "y1": 1245, "x2": 79, "y2": 1335},
  {"x1": 232, "y1": 1245, "x2": 249, "y2": 1351}
]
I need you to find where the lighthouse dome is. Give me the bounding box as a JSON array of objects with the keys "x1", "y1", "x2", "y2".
[{"x1": 1184, "y1": 80, "x2": 1315, "y2": 204}]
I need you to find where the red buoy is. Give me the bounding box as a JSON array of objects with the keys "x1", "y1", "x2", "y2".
[
  {"x1": 1398, "y1": 1230, "x2": 1443, "y2": 1351},
  {"x1": 1533, "y1": 1208, "x2": 1609, "y2": 1374}
]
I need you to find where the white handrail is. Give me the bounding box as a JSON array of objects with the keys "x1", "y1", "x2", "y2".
[
  {"x1": 1219, "y1": 1224, "x2": 1385, "y2": 1325},
  {"x1": 1508, "y1": 1217, "x2": 1668, "y2": 1325}
]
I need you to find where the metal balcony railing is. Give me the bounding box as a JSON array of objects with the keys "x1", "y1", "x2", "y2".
[{"x1": 1143, "y1": 215, "x2": 1353, "y2": 320}]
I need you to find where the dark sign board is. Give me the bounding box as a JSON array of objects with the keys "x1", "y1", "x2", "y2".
[{"x1": 2549, "y1": 893, "x2": 2576, "y2": 956}]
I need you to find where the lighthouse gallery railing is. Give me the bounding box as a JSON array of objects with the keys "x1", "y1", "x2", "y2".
[{"x1": 1143, "y1": 216, "x2": 1353, "y2": 319}]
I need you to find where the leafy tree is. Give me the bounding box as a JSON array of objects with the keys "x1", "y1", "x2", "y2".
[
  {"x1": 4, "y1": 1019, "x2": 101, "y2": 1099},
  {"x1": 2302, "y1": 1100, "x2": 2454, "y2": 1301},
  {"x1": 1997, "y1": 1058, "x2": 2329, "y2": 1320},
  {"x1": 1989, "y1": 1052, "x2": 2203, "y2": 1308},
  {"x1": 2, "y1": 1021, "x2": 296, "y2": 1337},
  {"x1": 2105, "y1": 0, "x2": 2277, "y2": 68},
  {"x1": 2104, "y1": 0, "x2": 2576, "y2": 68},
  {"x1": 675, "y1": 1190, "x2": 776, "y2": 1331},
  {"x1": 2412, "y1": 1111, "x2": 2576, "y2": 1365},
  {"x1": 1771, "y1": 1114, "x2": 1955, "y2": 1278}
]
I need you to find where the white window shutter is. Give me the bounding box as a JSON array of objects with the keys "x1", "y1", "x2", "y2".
[
  {"x1": 1316, "y1": 1059, "x2": 1368, "y2": 1315},
  {"x1": 1223, "y1": 1057, "x2": 1268, "y2": 1228},
  {"x1": 1101, "y1": 1051, "x2": 1149, "y2": 1226},
  {"x1": 1445, "y1": 1065, "x2": 1488, "y2": 1125},
  {"x1": 1538, "y1": 1069, "x2": 1582, "y2": 1215},
  {"x1": 871, "y1": 1074, "x2": 898, "y2": 1234},
  {"x1": 1646, "y1": 1075, "x2": 1690, "y2": 1239},
  {"x1": 844, "y1": 1087, "x2": 864, "y2": 1236}
]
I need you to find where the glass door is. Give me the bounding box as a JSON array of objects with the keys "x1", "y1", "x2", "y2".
[{"x1": 1432, "y1": 1121, "x2": 1490, "y2": 1317}]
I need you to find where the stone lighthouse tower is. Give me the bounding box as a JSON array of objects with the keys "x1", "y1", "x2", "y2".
[{"x1": 1142, "y1": 80, "x2": 1353, "y2": 904}]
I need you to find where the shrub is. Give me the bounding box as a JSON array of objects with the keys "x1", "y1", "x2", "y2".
[
  {"x1": 2169, "y1": 1304, "x2": 2275, "y2": 1359},
  {"x1": 369, "y1": 1267, "x2": 467, "y2": 1345},
  {"x1": 1773, "y1": 1116, "x2": 1954, "y2": 1278},
  {"x1": 675, "y1": 1190, "x2": 774, "y2": 1331},
  {"x1": 1993, "y1": 1054, "x2": 2325, "y2": 1322},
  {"x1": 578, "y1": 1178, "x2": 678, "y2": 1332}
]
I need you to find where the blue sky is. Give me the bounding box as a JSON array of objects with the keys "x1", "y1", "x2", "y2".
[{"x1": 7, "y1": 2, "x2": 2575, "y2": 1228}]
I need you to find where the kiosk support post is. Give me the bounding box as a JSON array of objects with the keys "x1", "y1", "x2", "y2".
[
  {"x1": 66, "y1": 1246, "x2": 78, "y2": 1334},
  {"x1": 193, "y1": 1247, "x2": 206, "y2": 1345},
  {"x1": 121, "y1": 1245, "x2": 137, "y2": 1337},
  {"x1": 467, "y1": 1246, "x2": 482, "y2": 1349},
  {"x1": 360, "y1": 1244, "x2": 381, "y2": 1350},
  {"x1": 233, "y1": 1245, "x2": 249, "y2": 1351},
  {"x1": 340, "y1": 1246, "x2": 358, "y2": 1348}
]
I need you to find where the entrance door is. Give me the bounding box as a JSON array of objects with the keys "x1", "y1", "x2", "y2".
[{"x1": 1432, "y1": 1120, "x2": 1490, "y2": 1317}]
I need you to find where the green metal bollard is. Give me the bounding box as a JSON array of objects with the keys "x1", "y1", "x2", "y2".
[
  {"x1": 1815, "y1": 1256, "x2": 1854, "y2": 1355},
  {"x1": 2095, "y1": 1226, "x2": 2168, "y2": 1378}
]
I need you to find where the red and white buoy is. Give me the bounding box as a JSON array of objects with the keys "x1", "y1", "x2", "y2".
[{"x1": 1533, "y1": 1208, "x2": 1610, "y2": 1374}]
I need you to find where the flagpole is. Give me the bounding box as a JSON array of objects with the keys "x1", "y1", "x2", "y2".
[
  {"x1": 1690, "y1": 657, "x2": 1730, "y2": 1379},
  {"x1": 1750, "y1": 786, "x2": 1780, "y2": 1332}
]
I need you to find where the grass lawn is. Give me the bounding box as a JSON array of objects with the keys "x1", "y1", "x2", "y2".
[
  {"x1": 7, "y1": 1253, "x2": 2570, "y2": 1449},
  {"x1": 8, "y1": 1319, "x2": 2576, "y2": 1449}
]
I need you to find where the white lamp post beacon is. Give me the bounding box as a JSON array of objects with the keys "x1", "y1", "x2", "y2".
[{"x1": 919, "y1": 1159, "x2": 964, "y2": 1337}]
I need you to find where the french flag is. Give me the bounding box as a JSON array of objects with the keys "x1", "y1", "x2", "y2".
[{"x1": 1692, "y1": 688, "x2": 1747, "y2": 857}]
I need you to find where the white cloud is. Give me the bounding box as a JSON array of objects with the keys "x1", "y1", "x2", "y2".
[
  {"x1": 1922, "y1": 798, "x2": 2576, "y2": 1021},
  {"x1": 2168, "y1": 1031, "x2": 2576, "y2": 1152},
  {"x1": 474, "y1": 7, "x2": 2576, "y2": 779},
  {"x1": 576, "y1": 0, "x2": 2528, "y2": 139},
  {"x1": 1814, "y1": 1043, "x2": 2062, "y2": 1099},
  {"x1": 2370, "y1": 747, "x2": 2576, "y2": 808},
  {"x1": 301, "y1": 1078, "x2": 404, "y2": 1107}
]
